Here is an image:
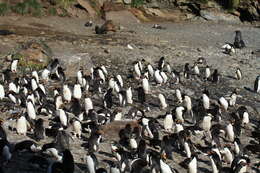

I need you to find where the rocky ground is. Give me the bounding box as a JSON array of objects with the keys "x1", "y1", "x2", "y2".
[{"x1": 0, "y1": 16, "x2": 259, "y2": 173}]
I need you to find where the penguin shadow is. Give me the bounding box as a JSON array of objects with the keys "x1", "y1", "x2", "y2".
[
  {"x1": 98, "y1": 151, "x2": 114, "y2": 158},
  {"x1": 198, "y1": 167, "x2": 211, "y2": 173},
  {"x1": 75, "y1": 162, "x2": 88, "y2": 172},
  {"x1": 225, "y1": 75, "x2": 237, "y2": 80},
  {"x1": 244, "y1": 87, "x2": 256, "y2": 93}
]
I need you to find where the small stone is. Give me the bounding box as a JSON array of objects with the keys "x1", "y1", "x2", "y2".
[{"x1": 104, "y1": 49, "x2": 110, "y2": 53}]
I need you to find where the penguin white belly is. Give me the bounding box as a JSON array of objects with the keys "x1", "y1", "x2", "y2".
[
  {"x1": 58, "y1": 109, "x2": 67, "y2": 127},
  {"x1": 126, "y1": 87, "x2": 133, "y2": 104},
  {"x1": 219, "y1": 97, "x2": 228, "y2": 111},
  {"x1": 160, "y1": 159, "x2": 173, "y2": 173},
  {"x1": 234, "y1": 142, "x2": 240, "y2": 155},
  {"x1": 85, "y1": 98, "x2": 93, "y2": 114},
  {"x1": 148, "y1": 65, "x2": 154, "y2": 77},
  {"x1": 134, "y1": 64, "x2": 141, "y2": 79},
  {"x1": 238, "y1": 165, "x2": 247, "y2": 173},
  {"x1": 73, "y1": 121, "x2": 82, "y2": 137},
  {"x1": 116, "y1": 75, "x2": 123, "y2": 87},
  {"x1": 0, "y1": 84, "x2": 5, "y2": 99},
  {"x1": 154, "y1": 71, "x2": 163, "y2": 84},
  {"x1": 16, "y1": 116, "x2": 27, "y2": 135},
  {"x1": 226, "y1": 124, "x2": 234, "y2": 142},
  {"x1": 176, "y1": 89, "x2": 182, "y2": 103},
  {"x1": 184, "y1": 142, "x2": 191, "y2": 158},
  {"x1": 189, "y1": 157, "x2": 197, "y2": 173},
  {"x1": 174, "y1": 124, "x2": 184, "y2": 133},
  {"x1": 201, "y1": 116, "x2": 212, "y2": 131},
  {"x1": 9, "y1": 83, "x2": 18, "y2": 93},
  {"x1": 184, "y1": 96, "x2": 192, "y2": 110},
  {"x1": 31, "y1": 79, "x2": 38, "y2": 91},
  {"x1": 229, "y1": 95, "x2": 237, "y2": 106},
  {"x1": 130, "y1": 138, "x2": 138, "y2": 149},
  {"x1": 27, "y1": 101, "x2": 36, "y2": 120},
  {"x1": 73, "y1": 84, "x2": 82, "y2": 99},
  {"x1": 194, "y1": 66, "x2": 200, "y2": 75},
  {"x1": 222, "y1": 148, "x2": 233, "y2": 164},
  {"x1": 159, "y1": 94, "x2": 167, "y2": 109},
  {"x1": 63, "y1": 86, "x2": 72, "y2": 102},
  {"x1": 142, "y1": 78, "x2": 150, "y2": 94},
  {"x1": 160, "y1": 72, "x2": 168, "y2": 83},
  {"x1": 242, "y1": 112, "x2": 249, "y2": 125},
  {"x1": 110, "y1": 167, "x2": 120, "y2": 173},
  {"x1": 176, "y1": 108, "x2": 184, "y2": 123},
  {"x1": 202, "y1": 94, "x2": 210, "y2": 109},
  {"x1": 164, "y1": 114, "x2": 173, "y2": 131},
  {"x1": 114, "y1": 112, "x2": 122, "y2": 121},
  {"x1": 86, "y1": 155, "x2": 96, "y2": 173},
  {"x1": 210, "y1": 157, "x2": 219, "y2": 173}
]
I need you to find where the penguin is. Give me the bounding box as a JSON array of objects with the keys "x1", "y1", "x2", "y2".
[
  {"x1": 160, "y1": 71, "x2": 168, "y2": 83},
  {"x1": 205, "y1": 65, "x2": 211, "y2": 80},
  {"x1": 57, "y1": 109, "x2": 68, "y2": 128},
  {"x1": 16, "y1": 115, "x2": 27, "y2": 135},
  {"x1": 126, "y1": 87, "x2": 133, "y2": 104},
  {"x1": 229, "y1": 89, "x2": 238, "y2": 107},
  {"x1": 159, "y1": 157, "x2": 177, "y2": 173},
  {"x1": 116, "y1": 74, "x2": 123, "y2": 88},
  {"x1": 2, "y1": 69, "x2": 12, "y2": 83},
  {"x1": 164, "y1": 113, "x2": 173, "y2": 131},
  {"x1": 118, "y1": 90, "x2": 126, "y2": 107},
  {"x1": 254, "y1": 75, "x2": 260, "y2": 93},
  {"x1": 73, "y1": 84, "x2": 82, "y2": 100},
  {"x1": 202, "y1": 89, "x2": 210, "y2": 110},
  {"x1": 86, "y1": 152, "x2": 98, "y2": 173},
  {"x1": 193, "y1": 62, "x2": 200, "y2": 75},
  {"x1": 63, "y1": 84, "x2": 72, "y2": 103},
  {"x1": 142, "y1": 76, "x2": 150, "y2": 94},
  {"x1": 180, "y1": 154, "x2": 197, "y2": 173},
  {"x1": 34, "y1": 118, "x2": 45, "y2": 141},
  {"x1": 31, "y1": 77, "x2": 38, "y2": 91},
  {"x1": 96, "y1": 168, "x2": 107, "y2": 173},
  {"x1": 199, "y1": 113, "x2": 213, "y2": 132},
  {"x1": 55, "y1": 95, "x2": 63, "y2": 110},
  {"x1": 0, "y1": 84, "x2": 5, "y2": 100},
  {"x1": 176, "y1": 89, "x2": 182, "y2": 103},
  {"x1": 158, "y1": 93, "x2": 167, "y2": 110},
  {"x1": 130, "y1": 158, "x2": 148, "y2": 173},
  {"x1": 231, "y1": 155, "x2": 250, "y2": 173},
  {"x1": 77, "y1": 69, "x2": 84, "y2": 85},
  {"x1": 10, "y1": 59, "x2": 18, "y2": 73},
  {"x1": 154, "y1": 70, "x2": 164, "y2": 85},
  {"x1": 147, "y1": 64, "x2": 154, "y2": 78},
  {"x1": 225, "y1": 121, "x2": 235, "y2": 142},
  {"x1": 85, "y1": 97, "x2": 93, "y2": 115},
  {"x1": 233, "y1": 138, "x2": 241, "y2": 155},
  {"x1": 88, "y1": 131, "x2": 102, "y2": 152},
  {"x1": 134, "y1": 62, "x2": 142, "y2": 79},
  {"x1": 14, "y1": 140, "x2": 41, "y2": 152},
  {"x1": 158, "y1": 56, "x2": 165, "y2": 70},
  {"x1": 184, "y1": 63, "x2": 190, "y2": 79},
  {"x1": 85, "y1": 20, "x2": 93, "y2": 27},
  {"x1": 222, "y1": 43, "x2": 235, "y2": 55},
  {"x1": 166, "y1": 63, "x2": 172, "y2": 74},
  {"x1": 71, "y1": 118, "x2": 82, "y2": 138},
  {"x1": 32, "y1": 70, "x2": 39, "y2": 83},
  {"x1": 212, "y1": 69, "x2": 220, "y2": 83},
  {"x1": 47, "y1": 58, "x2": 60, "y2": 73},
  {"x1": 9, "y1": 81, "x2": 19, "y2": 94},
  {"x1": 237, "y1": 106, "x2": 249, "y2": 126},
  {"x1": 208, "y1": 150, "x2": 222, "y2": 173},
  {"x1": 235, "y1": 68, "x2": 242, "y2": 80},
  {"x1": 26, "y1": 100, "x2": 36, "y2": 120},
  {"x1": 0, "y1": 139, "x2": 12, "y2": 163},
  {"x1": 234, "y1": 30, "x2": 245, "y2": 49},
  {"x1": 110, "y1": 161, "x2": 121, "y2": 173},
  {"x1": 221, "y1": 146, "x2": 233, "y2": 164},
  {"x1": 175, "y1": 106, "x2": 185, "y2": 123},
  {"x1": 137, "y1": 87, "x2": 145, "y2": 104},
  {"x1": 103, "y1": 88, "x2": 113, "y2": 109},
  {"x1": 41, "y1": 67, "x2": 50, "y2": 82},
  {"x1": 219, "y1": 97, "x2": 228, "y2": 112}
]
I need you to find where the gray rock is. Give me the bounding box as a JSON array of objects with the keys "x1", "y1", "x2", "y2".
[
  {"x1": 200, "y1": 10, "x2": 240, "y2": 23},
  {"x1": 123, "y1": 0, "x2": 132, "y2": 4}
]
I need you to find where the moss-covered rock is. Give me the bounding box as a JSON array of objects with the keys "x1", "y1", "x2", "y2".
[{"x1": 12, "y1": 41, "x2": 52, "y2": 71}]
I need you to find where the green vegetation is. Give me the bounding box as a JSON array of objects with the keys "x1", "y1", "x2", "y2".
[
  {"x1": 131, "y1": 0, "x2": 144, "y2": 8},
  {"x1": 48, "y1": 7, "x2": 57, "y2": 15},
  {"x1": 57, "y1": 0, "x2": 75, "y2": 8},
  {"x1": 0, "y1": 3, "x2": 10, "y2": 16},
  {"x1": 228, "y1": 0, "x2": 240, "y2": 9},
  {"x1": 11, "y1": 0, "x2": 43, "y2": 16}
]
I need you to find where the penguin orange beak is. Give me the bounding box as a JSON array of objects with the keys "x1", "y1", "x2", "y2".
[{"x1": 161, "y1": 153, "x2": 167, "y2": 160}]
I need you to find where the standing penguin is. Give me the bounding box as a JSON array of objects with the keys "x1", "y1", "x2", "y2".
[
  {"x1": 235, "y1": 68, "x2": 242, "y2": 80},
  {"x1": 164, "y1": 113, "x2": 173, "y2": 131},
  {"x1": 158, "y1": 93, "x2": 167, "y2": 110},
  {"x1": 154, "y1": 70, "x2": 164, "y2": 85},
  {"x1": 34, "y1": 118, "x2": 45, "y2": 141},
  {"x1": 71, "y1": 118, "x2": 82, "y2": 138},
  {"x1": 0, "y1": 84, "x2": 5, "y2": 100},
  {"x1": 234, "y1": 30, "x2": 245, "y2": 49},
  {"x1": 10, "y1": 59, "x2": 18, "y2": 73},
  {"x1": 26, "y1": 100, "x2": 36, "y2": 120},
  {"x1": 63, "y1": 84, "x2": 72, "y2": 103},
  {"x1": 16, "y1": 115, "x2": 27, "y2": 135},
  {"x1": 254, "y1": 75, "x2": 260, "y2": 93},
  {"x1": 142, "y1": 77, "x2": 150, "y2": 94},
  {"x1": 205, "y1": 65, "x2": 211, "y2": 81},
  {"x1": 158, "y1": 56, "x2": 165, "y2": 70},
  {"x1": 103, "y1": 88, "x2": 113, "y2": 109},
  {"x1": 86, "y1": 152, "x2": 98, "y2": 173},
  {"x1": 73, "y1": 84, "x2": 82, "y2": 100},
  {"x1": 126, "y1": 87, "x2": 133, "y2": 104},
  {"x1": 137, "y1": 87, "x2": 145, "y2": 104}
]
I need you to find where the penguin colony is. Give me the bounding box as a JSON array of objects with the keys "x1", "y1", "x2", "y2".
[{"x1": 0, "y1": 30, "x2": 259, "y2": 173}]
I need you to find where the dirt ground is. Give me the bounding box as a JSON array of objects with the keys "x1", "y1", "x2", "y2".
[{"x1": 0, "y1": 16, "x2": 259, "y2": 173}]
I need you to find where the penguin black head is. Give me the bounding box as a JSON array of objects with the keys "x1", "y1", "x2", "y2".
[{"x1": 96, "y1": 168, "x2": 107, "y2": 173}]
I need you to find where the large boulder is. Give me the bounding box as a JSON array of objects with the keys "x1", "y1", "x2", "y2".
[
  {"x1": 200, "y1": 9, "x2": 240, "y2": 23},
  {"x1": 12, "y1": 41, "x2": 52, "y2": 71}
]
